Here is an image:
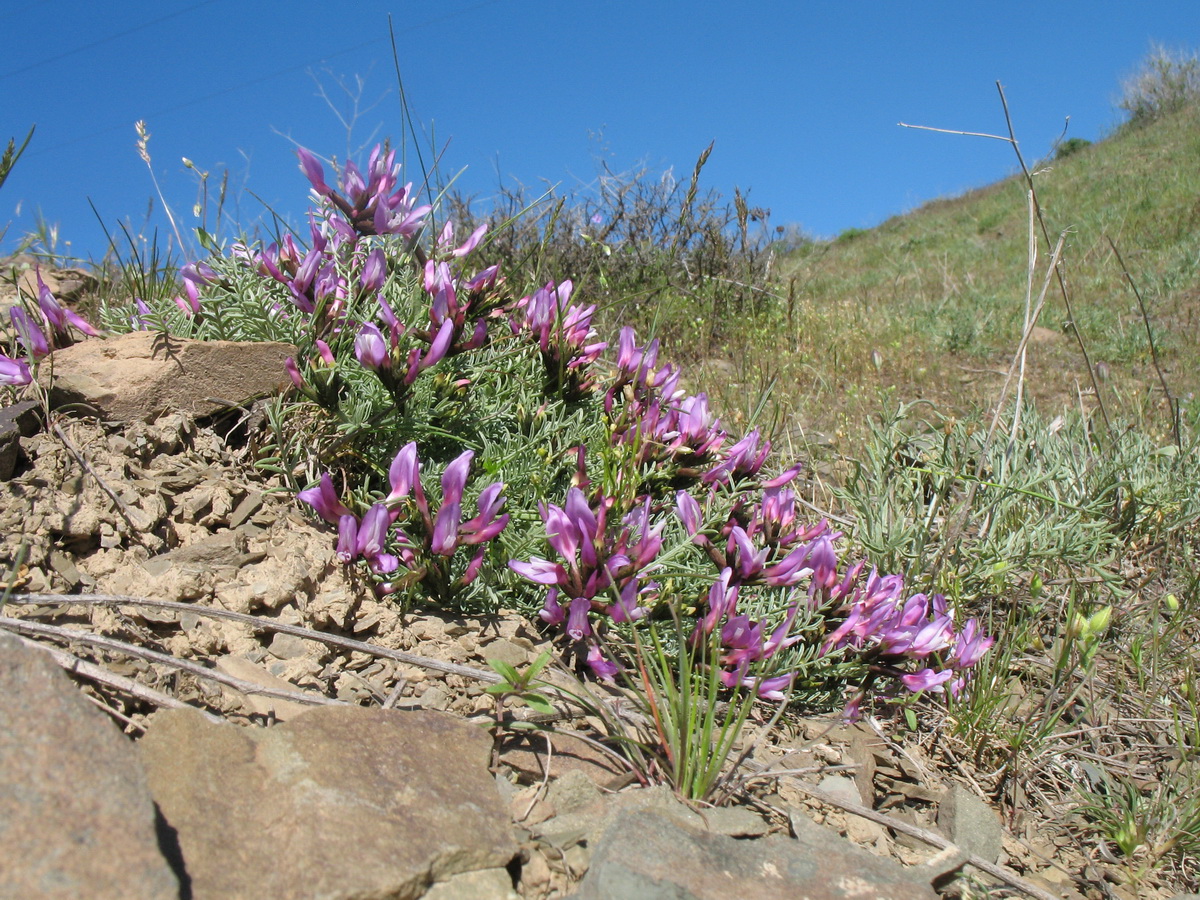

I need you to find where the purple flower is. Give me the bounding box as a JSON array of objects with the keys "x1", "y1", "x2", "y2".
[
  {"x1": 948, "y1": 618, "x2": 994, "y2": 670},
  {"x1": 436, "y1": 221, "x2": 488, "y2": 258},
  {"x1": 10, "y1": 307, "x2": 49, "y2": 359},
  {"x1": 430, "y1": 500, "x2": 462, "y2": 556},
  {"x1": 36, "y1": 269, "x2": 100, "y2": 340},
  {"x1": 284, "y1": 357, "x2": 304, "y2": 389},
  {"x1": 675, "y1": 491, "x2": 704, "y2": 540},
  {"x1": 0, "y1": 354, "x2": 31, "y2": 386},
  {"x1": 695, "y1": 567, "x2": 738, "y2": 637},
  {"x1": 336, "y1": 515, "x2": 358, "y2": 564},
  {"x1": 386, "y1": 442, "x2": 422, "y2": 507},
  {"x1": 297, "y1": 147, "x2": 332, "y2": 196},
  {"x1": 539, "y1": 589, "x2": 565, "y2": 625},
  {"x1": 356, "y1": 503, "x2": 399, "y2": 574},
  {"x1": 566, "y1": 596, "x2": 592, "y2": 641},
  {"x1": 509, "y1": 557, "x2": 564, "y2": 586},
  {"x1": 586, "y1": 644, "x2": 619, "y2": 681},
  {"x1": 753, "y1": 673, "x2": 795, "y2": 701},
  {"x1": 900, "y1": 668, "x2": 954, "y2": 693},
  {"x1": 355, "y1": 323, "x2": 389, "y2": 370},
  {"x1": 298, "y1": 473, "x2": 353, "y2": 524},
  {"x1": 361, "y1": 248, "x2": 387, "y2": 292},
  {"x1": 459, "y1": 482, "x2": 509, "y2": 546},
  {"x1": 440, "y1": 450, "x2": 473, "y2": 506}
]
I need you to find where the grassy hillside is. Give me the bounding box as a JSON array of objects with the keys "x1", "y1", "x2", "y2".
[{"x1": 705, "y1": 102, "x2": 1200, "y2": 449}]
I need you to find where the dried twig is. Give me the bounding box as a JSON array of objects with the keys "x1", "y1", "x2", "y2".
[
  {"x1": 0, "y1": 615, "x2": 347, "y2": 710},
  {"x1": 8, "y1": 592, "x2": 503, "y2": 685},
  {"x1": 12, "y1": 633, "x2": 224, "y2": 724},
  {"x1": 1106, "y1": 234, "x2": 1180, "y2": 448},
  {"x1": 775, "y1": 774, "x2": 1065, "y2": 900}
]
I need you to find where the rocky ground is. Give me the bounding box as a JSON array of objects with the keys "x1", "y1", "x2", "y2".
[{"x1": 0, "y1": 267, "x2": 1191, "y2": 899}]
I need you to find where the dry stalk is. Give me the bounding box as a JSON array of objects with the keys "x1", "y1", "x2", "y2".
[
  {"x1": 0, "y1": 615, "x2": 347, "y2": 711},
  {"x1": 1105, "y1": 234, "x2": 1180, "y2": 448},
  {"x1": 8, "y1": 592, "x2": 503, "y2": 684},
  {"x1": 12, "y1": 633, "x2": 224, "y2": 724}
]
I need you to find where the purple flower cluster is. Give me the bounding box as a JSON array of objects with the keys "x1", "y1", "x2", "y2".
[
  {"x1": 297, "y1": 146, "x2": 431, "y2": 240},
  {"x1": 300, "y1": 442, "x2": 509, "y2": 601},
  {"x1": 505, "y1": 324, "x2": 994, "y2": 708},
  {"x1": 238, "y1": 221, "x2": 348, "y2": 318},
  {"x1": 822, "y1": 570, "x2": 994, "y2": 700},
  {"x1": 509, "y1": 485, "x2": 663, "y2": 679},
  {"x1": 3, "y1": 268, "x2": 103, "y2": 385},
  {"x1": 511, "y1": 279, "x2": 607, "y2": 398},
  {"x1": 605, "y1": 328, "x2": 727, "y2": 476},
  {"x1": 351, "y1": 229, "x2": 504, "y2": 399}
]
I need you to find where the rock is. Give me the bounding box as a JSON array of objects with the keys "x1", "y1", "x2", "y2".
[
  {"x1": 421, "y1": 867, "x2": 518, "y2": 900},
  {"x1": 499, "y1": 729, "x2": 629, "y2": 788},
  {"x1": 139, "y1": 705, "x2": 517, "y2": 900},
  {"x1": 545, "y1": 769, "x2": 603, "y2": 817},
  {"x1": 214, "y1": 655, "x2": 311, "y2": 721},
  {"x1": 0, "y1": 400, "x2": 41, "y2": 480},
  {"x1": 14, "y1": 261, "x2": 98, "y2": 304},
  {"x1": 482, "y1": 637, "x2": 532, "y2": 668},
  {"x1": 47, "y1": 331, "x2": 297, "y2": 422},
  {"x1": 0, "y1": 633, "x2": 180, "y2": 899},
  {"x1": 574, "y1": 807, "x2": 936, "y2": 900},
  {"x1": 937, "y1": 784, "x2": 1002, "y2": 864},
  {"x1": 699, "y1": 805, "x2": 772, "y2": 837},
  {"x1": 819, "y1": 773, "x2": 889, "y2": 848}
]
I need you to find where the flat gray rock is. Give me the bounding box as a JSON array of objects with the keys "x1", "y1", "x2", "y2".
[
  {"x1": 139, "y1": 705, "x2": 518, "y2": 900},
  {"x1": 0, "y1": 632, "x2": 180, "y2": 900},
  {"x1": 938, "y1": 784, "x2": 1002, "y2": 864},
  {"x1": 48, "y1": 331, "x2": 296, "y2": 422},
  {"x1": 573, "y1": 807, "x2": 936, "y2": 900}
]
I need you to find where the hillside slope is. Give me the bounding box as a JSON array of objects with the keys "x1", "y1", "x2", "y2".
[{"x1": 758, "y1": 103, "x2": 1200, "y2": 442}]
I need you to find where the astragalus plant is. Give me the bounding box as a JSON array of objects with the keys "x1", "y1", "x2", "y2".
[{"x1": 96, "y1": 141, "x2": 993, "y2": 779}]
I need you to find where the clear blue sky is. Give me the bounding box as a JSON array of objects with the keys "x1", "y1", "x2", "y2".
[{"x1": 2, "y1": 1, "x2": 1197, "y2": 263}]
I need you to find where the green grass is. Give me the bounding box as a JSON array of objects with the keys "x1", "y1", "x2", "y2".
[{"x1": 749, "y1": 101, "x2": 1200, "y2": 446}]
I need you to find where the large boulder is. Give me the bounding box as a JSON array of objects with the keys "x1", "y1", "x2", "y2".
[
  {"x1": 0, "y1": 632, "x2": 180, "y2": 899},
  {"x1": 47, "y1": 331, "x2": 297, "y2": 422},
  {"x1": 139, "y1": 705, "x2": 518, "y2": 900}
]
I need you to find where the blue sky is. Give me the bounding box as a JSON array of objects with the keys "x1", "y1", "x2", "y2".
[{"x1": 2, "y1": 1, "x2": 1197, "y2": 262}]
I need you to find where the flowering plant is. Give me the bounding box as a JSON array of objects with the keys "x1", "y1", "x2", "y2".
[{"x1": 91, "y1": 139, "x2": 993, "y2": 723}]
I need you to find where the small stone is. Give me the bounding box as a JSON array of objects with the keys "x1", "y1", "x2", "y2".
[
  {"x1": 267, "y1": 632, "x2": 311, "y2": 660},
  {"x1": 418, "y1": 682, "x2": 452, "y2": 711},
  {"x1": 484, "y1": 637, "x2": 532, "y2": 669},
  {"x1": 546, "y1": 769, "x2": 603, "y2": 817},
  {"x1": 937, "y1": 785, "x2": 1002, "y2": 864}
]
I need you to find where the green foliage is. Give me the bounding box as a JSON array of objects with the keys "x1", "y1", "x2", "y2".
[
  {"x1": 445, "y1": 145, "x2": 782, "y2": 359},
  {"x1": 0, "y1": 126, "x2": 34, "y2": 194},
  {"x1": 486, "y1": 650, "x2": 557, "y2": 720},
  {"x1": 623, "y1": 615, "x2": 761, "y2": 803},
  {"x1": 1054, "y1": 136, "x2": 1092, "y2": 160},
  {"x1": 1118, "y1": 43, "x2": 1200, "y2": 128}
]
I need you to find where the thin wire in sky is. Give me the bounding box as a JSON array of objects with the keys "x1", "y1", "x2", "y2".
[
  {"x1": 25, "y1": 0, "x2": 509, "y2": 160},
  {"x1": 0, "y1": 0, "x2": 226, "y2": 80}
]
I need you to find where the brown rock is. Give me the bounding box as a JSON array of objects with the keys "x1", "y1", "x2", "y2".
[
  {"x1": 0, "y1": 633, "x2": 180, "y2": 899},
  {"x1": 139, "y1": 705, "x2": 517, "y2": 900},
  {"x1": 47, "y1": 331, "x2": 297, "y2": 422}
]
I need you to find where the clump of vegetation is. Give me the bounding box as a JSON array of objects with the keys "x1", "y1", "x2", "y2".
[
  {"x1": 0, "y1": 139, "x2": 981, "y2": 802},
  {"x1": 1118, "y1": 42, "x2": 1200, "y2": 127},
  {"x1": 444, "y1": 143, "x2": 784, "y2": 360}
]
